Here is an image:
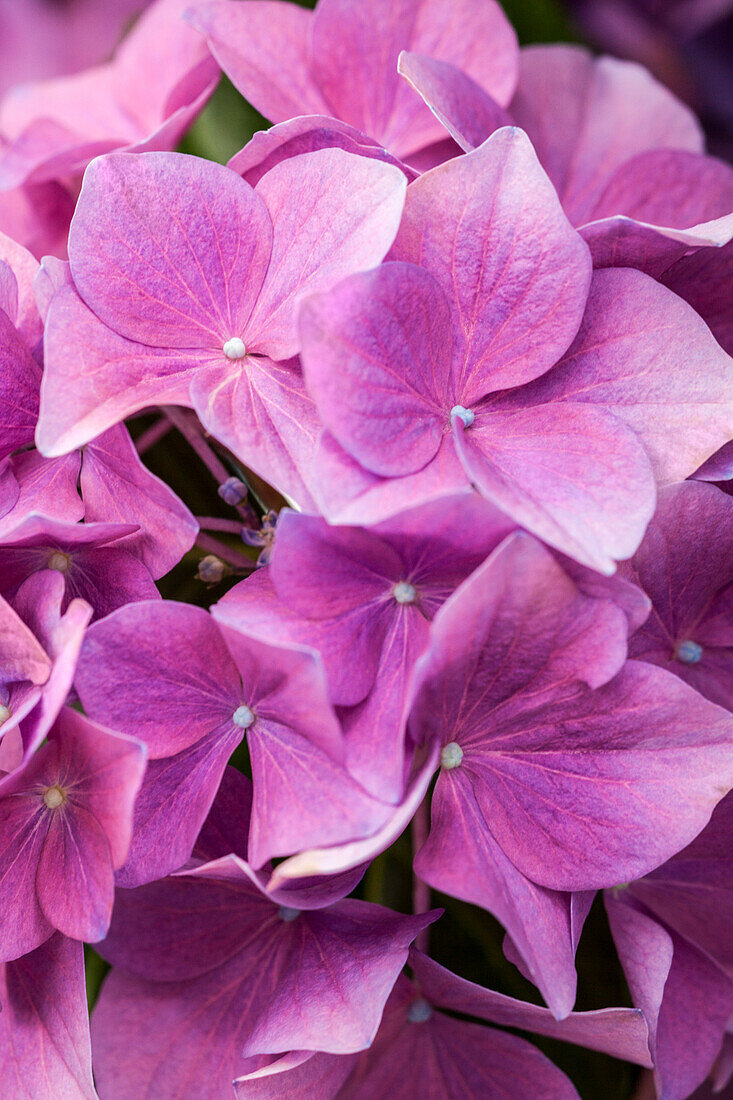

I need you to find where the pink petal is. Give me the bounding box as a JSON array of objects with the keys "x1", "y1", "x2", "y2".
[
  {"x1": 0, "y1": 451, "x2": 84, "y2": 536},
  {"x1": 186, "y1": 0, "x2": 329, "y2": 122},
  {"x1": 311, "y1": 430, "x2": 472, "y2": 528},
  {"x1": 397, "y1": 50, "x2": 510, "y2": 152},
  {"x1": 454, "y1": 404, "x2": 656, "y2": 572},
  {"x1": 54, "y1": 707, "x2": 146, "y2": 871},
  {"x1": 38, "y1": 285, "x2": 208, "y2": 456},
  {"x1": 69, "y1": 152, "x2": 273, "y2": 348},
  {"x1": 0, "y1": 790, "x2": 52, "y2": 960},
  {"x1": 229, "y1": 115, "x2": 416, "y2": 190},
  {"x1": 190, "y1": 354, "x2": 320, "y2": 511},
  {"x1": 390, "y1": 128, "x2": 592, "y2": 398},
  {"x1": 246, "y1": 149, "x2": 407, "y2": 361},
  {"x1": 36, "y1": 802, "x2": 115, "y2": 942},
  {"x1": 510, "y1": 46, "x2": 704, "y2": 226},
  {"x1": 311, "y1": 0, "x2": 518, "y2": 156},
  {"x1": 502, "y1": 267, "x2": 733, "y2": 484},
  {"x1": 301, "y1": 263, "x2": 453, "y2": 477},
  {"x1": 0, "y1": 230, "x2": 41, "y2": 346},
  {"x1": 590, "y1": 149, "x2": 733, "y2": 230}
]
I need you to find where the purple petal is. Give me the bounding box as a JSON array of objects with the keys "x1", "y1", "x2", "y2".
[
  {"x1": 0, "y1": 590, "x2": 50, "y2": 686},
  {"x1": 473, "y1": 663, "x2": 733, "y2": 891},
  {"x1": 622, "y1": 481, "x2": 733, "y2": 711},
  {"x1": 14, "y1": 573, "x2": 92, "y2": 758},
  {"x1": 607, "y1": 893, "x2": 732, "y2": 1100},
  {"x1": 75, "y1": 600, "x2": 241, "y2": 758},
  {"x1": 116, "y1": 724, "x2": 243, "y2": 888},
  {"x1": 410, "y1": 950, "x2": 652, "y2": 1065},
  {"x1": 334, "y1": 977, "x2": 579, "y2": 1100},
  {"x1": 82, "y1": 423, "x2": 198, "y2": 578},
  {"x1": 663, "y1": 237, "x2": 733, "y2": 357},
  {"x1": 0, "y1": 934, "x2": 95, "y2": 1099},
  {"x1": 0, "y1": 308, "x2": 41, "y2": 462},
  {"x1": 270, "y1": 510, "x2": 403, "y2": 621},
  {"x1": 415, "y1": 769, "x2": 583, "y2": 1018},
  {"x1": 653, "y1": 935, "x2": 733, "y2": 1100},
  {"x1": 581, "y1": 213, "x2": 733, "y2": 278},
  {"x1": 214, "y1": 568, "x2": 384, "y2": 708},
  {"x1": 410, "y1": 534, "x2": 733, "y2": 890},
  {"x1": 92, "y1": 863, "x2": 436, "y2": 1094},
  {"x1": 193, "y1": 764, "x2": 252, "y2": 863},
  {"x1": 340, "y1": 613, "x2": 428, "y2": 801},
  {"x1": 269, "y1": 742, "x2": 439, "y2": 887},
  {"x1": 234, "y1": 1050, "x2": 353, "y2": 1100},
  {"x1": 246, "y1": 715, "x2": 394, "y2": 870},
  {"x1": 0, "y1": 789, "x2": 52, "y2": 960},
  {"x1": 215, "y1": 617, "x2": 345, "y2": 762},
  {"x1": 630, "y1": 794, "x2": 733, "y2": 975}
]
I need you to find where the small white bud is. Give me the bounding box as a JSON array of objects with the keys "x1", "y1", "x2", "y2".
[
  {"x1": 232, "y1": 705, "x2": 255, "y2": 729},
  {"x1": 223, "y1": 337, "x2": 247, "y2": 360},
  {"x1": 48, "y1": 551, "x2": 71, "y2": 572},
  {"x1": 407, "y1": 998, "x2": 432, "y2": 1023},
  {"x1": 43, "y1": 785, "x2": 66, "y2": 810},
  {"x1": 440, "y1": 742, "x2": 464, "y2": 770},
  {"x1": 392, "y1": 581, "x2": 417, "y2": 605},
  {"x1": 676, "y1": 639, "x2": 703, "y2": 664},
  {"x1": 450, "y1": 405, "x2": 474, "y2": 428}
]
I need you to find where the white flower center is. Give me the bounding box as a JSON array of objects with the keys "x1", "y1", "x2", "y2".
[
  {"x1": 48, "y1": 551, "x2": 71, "y2": 572},
  {"x1": 278, "y1": 906, "x2": 300, "y2": 922},
  {"x1": 407, "y1": 998, "x2": 432, "y2": 1023},
  {"x1": 450, "y1": 405, "x2": 474, "y2": 428},
  {"x1": 43, "y1": 785, "x2": 67, "y2": 810},
  {"x1": 232, "y1": 705, "x2": 255, "y2": 729},
  {"x1": 392, "y1": 581, "x2": 417, "y2": 605},
  {"x1": 440, "y1": 742, "x2": 463, "y2": 770},
  {"x1": 223, "y1": 337, "x2": 247, "y2": 360},
  {"x1": 676, "y1": 639, "x2": 703, "y2": 664}
]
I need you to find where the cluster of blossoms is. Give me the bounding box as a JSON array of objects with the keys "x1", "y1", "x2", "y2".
[{"x1": 0, "y1": 0, "x2": 732, "y2": 1097}]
